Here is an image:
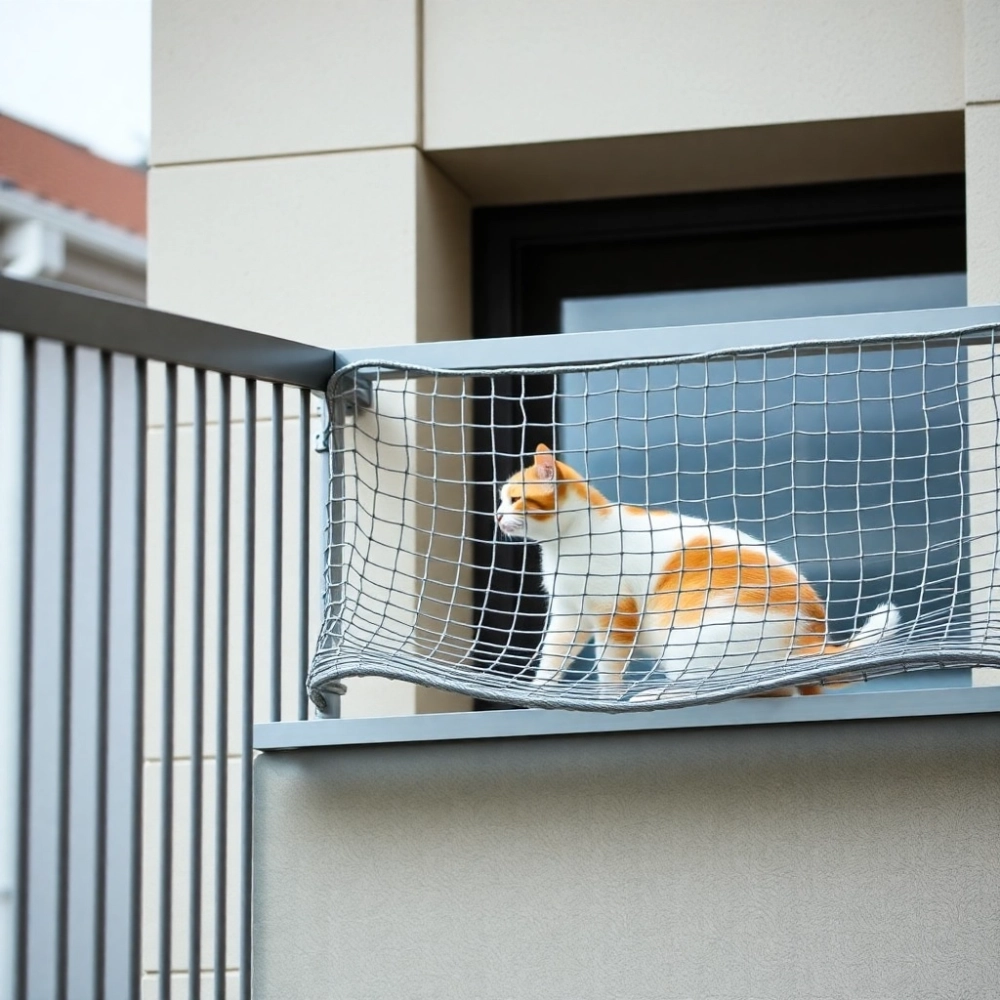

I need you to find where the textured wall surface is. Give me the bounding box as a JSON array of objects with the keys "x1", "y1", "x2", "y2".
[
  {"x1": 424, "y1": 0, "x2": 962, "y2": 149},
  {"x1": 152, "y1": 0, "x2": 418, "y2": 163},
  {"x1": 253, "y1": 716, "x2": 1000, "y2": 999}
]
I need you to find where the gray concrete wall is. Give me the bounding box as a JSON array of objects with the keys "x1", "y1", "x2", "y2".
[{"x1": 253, "y1": 715, "x2": 1000, "y2": 999}]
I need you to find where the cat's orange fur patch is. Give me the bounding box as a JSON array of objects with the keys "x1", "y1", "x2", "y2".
[
  {"x1": 622, "y1": 504, "x2": 670, "y2": 518},
  {"x1": 508, "y1": 456, "x2": 608, "y2": 515},
  {"x1": 595, "y1": 595, "x2": 642, "y2": 645},
  {"x1": 649, "y1": 532, "x2": 828, "y2": 652},
  {"x1": 795, "y1": 683, "x2": 825, "y2": 695},
  {"x1": 551, "y1": 461, "x2": 609, "y2": 508},
  {"x1": 504, "y1": 475, "x2": 556, "y2": 520}
]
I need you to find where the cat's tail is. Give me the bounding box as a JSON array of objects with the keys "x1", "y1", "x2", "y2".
[{"x1": 828, "y1": 602, "x2": 901, "y2": 654}]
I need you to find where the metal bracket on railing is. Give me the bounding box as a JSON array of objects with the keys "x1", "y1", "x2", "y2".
[
  {"x1": 310, "y1": 681, "x2": 347, "y2": 719},
  {"x1": 315, "y1": 372, "x2": 372, "y2": 452},
  {"x1": 312, "y1": 370, "x2": 362, "y2": 717},
  {"x1": 312, "y1": 396, "x2": 329, "y2": 453},
  {"x1": 337, "y1": 372, "x2": 373, "y2": 417}
]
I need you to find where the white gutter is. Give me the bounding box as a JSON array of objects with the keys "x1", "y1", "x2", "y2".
[
  {"x1": 1, "y1": 217, "x2": 65, "y2": 279},
  {"x1": 0, "y1": 183, "x2": 146, "y2": 271}
]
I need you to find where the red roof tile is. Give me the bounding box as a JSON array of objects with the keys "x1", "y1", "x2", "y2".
[{"x1": 0, "y1": 113, "x2": 146, "y2": 235}]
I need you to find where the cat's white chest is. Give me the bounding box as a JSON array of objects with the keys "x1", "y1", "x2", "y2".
[
  {"x1": 537, "y1": 506, "x2": 692, "y2": 602},
  {"x1": 541, "y1": 549, "x2": 600, "y2": 597},
  {"x1": 539, "y1": 523, "x2": 626, "y2": 600}
]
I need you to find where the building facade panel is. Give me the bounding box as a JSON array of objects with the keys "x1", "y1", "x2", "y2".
[
  {"x1": 151, "y1": 0, "x2": 419, "y2": 164},
  {"x1": 424, "y1": 0, "x2": 963, "y2": 150}
]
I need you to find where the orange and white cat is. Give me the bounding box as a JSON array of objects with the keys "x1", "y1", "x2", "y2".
[{"x1": 496, "y1": 444, "x2": 899, "y2": 697}]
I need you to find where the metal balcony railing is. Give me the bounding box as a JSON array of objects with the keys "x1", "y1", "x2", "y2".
[{"x1": 0, "y1": 275, "x2": 334, "y2": 1000}]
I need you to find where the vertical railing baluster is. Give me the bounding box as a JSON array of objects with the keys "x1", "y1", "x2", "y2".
[
  {"x1": 318, "y1": 391, "x2": 346, "y2": 720},
  {"x1": 215, "y1": 375, "x2": 231, "y2": 1000},
  {"x1": 189, "y1": 369, "x2": 207, "y2": 1000},
  {"x1": 271, "y1": 385, "x2": 283, "y2": 722},
  {"x1": 55, "y1": 346, "x2": 75, "y2": 1000},
  {"x1": 159, "y1": 364, "x2": 178, "y2": 1000},
  {"x1": 13, "y1": 337, "x2": 37, "y2": 1000},
  {"x1": 129, "y1": 358, "x2": 147, "y2": 1000},
  {"x1": 316, "y1": 418, "x2": 331, "y2": 714},
  {"x1": 239, "y1": 381, "x2": 256, "y2": 1000},
  {"x1": 298, "y1": 389, "x2": 311, "y2": 720},
  {"x1": 1, "y1": 302, "x2": 332, "y2": 1000},
  {"x1": 93, "y1": 350, "x2": 113, "y2": 999}
]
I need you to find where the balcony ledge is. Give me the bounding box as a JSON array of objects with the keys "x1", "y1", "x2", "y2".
[{"x1": 254, "y1": 684, "x2": 1000, "y2": 752}]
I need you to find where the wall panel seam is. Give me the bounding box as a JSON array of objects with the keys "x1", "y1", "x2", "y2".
[{"x1": 150, "y1": 144, "x2": 421, "y2": 171}]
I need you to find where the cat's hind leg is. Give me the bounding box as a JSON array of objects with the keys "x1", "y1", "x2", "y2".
[
  {"x1": 629, "y1": 612, "x2": 801, "y2": 703},
  {"x1": 592, "y1": 597, "x2": 643, "y2": 692}
]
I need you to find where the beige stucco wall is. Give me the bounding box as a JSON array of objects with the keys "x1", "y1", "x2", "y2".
[
  {"x1": 423, "y1": 0, "x2": 963, "y2": 149},
  {"x1": 151, "y1": 0, "x2": 419, "y2": 163},
  {"x1": 253, "y1": 714, "x2": 1000, "y2": 999}
]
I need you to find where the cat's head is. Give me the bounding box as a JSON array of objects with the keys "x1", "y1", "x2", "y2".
[{"x1": 495, "y1": 444, "x2": 592, "y2": 541}]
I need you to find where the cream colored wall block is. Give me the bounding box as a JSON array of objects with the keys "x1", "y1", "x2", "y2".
[
  {"x1": 148, "y1": 148, "x2": 419, "y2": 350},
  {"x1": 424, "y1": 0, "x2": 963, "y2": 149},
  {"x1": 152, "y1": 0, "x2": 417, "y2": 164},
  {"x1": 147, "y1": 150, "x2": 470, "y2": 353},
  {"x1": 966, "y1": 105, "x2": 1000, "y2": 306},
  {"x1": 416, "y1": 157, "x2": 471, "y2": 345},
  {"x1": 965, "y1": 0, "x2": 1000, "y2": 103},
  {"x1": 339, "y1": 677, "x2": 432, "y2": 719}
]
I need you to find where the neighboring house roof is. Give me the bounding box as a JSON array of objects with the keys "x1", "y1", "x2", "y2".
[
  {"x1": 0, "y1": 112, "x2": 146, "y2": 235},
  {"x1": 0, "y1": 112, "x2": 145, "y2": 298}
]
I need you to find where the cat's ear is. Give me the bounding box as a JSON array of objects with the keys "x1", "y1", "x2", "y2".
[{"x1": 533, "y1": 444, "x2": 556, "y2": 482}]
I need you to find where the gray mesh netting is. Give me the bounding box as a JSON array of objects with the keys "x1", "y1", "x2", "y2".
[{"x1": 308, "y1": 325, "x2": 1000, "y2": 711}]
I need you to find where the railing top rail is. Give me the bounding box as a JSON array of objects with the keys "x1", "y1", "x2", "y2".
[
  {"x1": 0, "y1": 275, "x2": 335, "y2": 390},
  {"x1": 333, "y1": 303, "x2": 1000, "y2": 375}
]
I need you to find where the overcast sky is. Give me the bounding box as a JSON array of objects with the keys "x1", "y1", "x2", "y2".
[{"x1": 0, "y1": 0, "x2": 151, "y2": 165}]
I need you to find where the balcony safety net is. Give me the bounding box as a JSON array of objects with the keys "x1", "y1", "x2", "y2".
[{"x1": 308, "y1": 324, "x2": 1000, "y2": 711}]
